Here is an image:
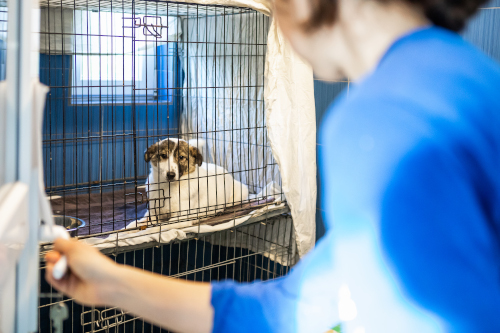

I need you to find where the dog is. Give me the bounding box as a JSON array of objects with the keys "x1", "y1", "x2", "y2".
[{"x1": 128, "y1": 138, "x2": 249, "y2": 229}]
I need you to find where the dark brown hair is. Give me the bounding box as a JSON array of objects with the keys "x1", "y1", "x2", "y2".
[{"x1": 301, "y1": 0, "x2": 487, "y2": 32}]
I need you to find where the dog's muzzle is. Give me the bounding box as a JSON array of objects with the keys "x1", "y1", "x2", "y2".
[{"x1": 166, "y1": 172, "x2": 176, "y2": 181}]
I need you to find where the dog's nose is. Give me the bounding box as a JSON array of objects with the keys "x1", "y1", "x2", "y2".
[{"x1": 167, "y1": 172, "x2": 176, "y2": 180}]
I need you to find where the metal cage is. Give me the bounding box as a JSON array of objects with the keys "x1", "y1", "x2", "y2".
[
  {"x1": 39, "y1": 0, "x2": 285, "y2": 236},
  {"x1": 38, "y1": 1, "x2": 295, "y2": 331}
]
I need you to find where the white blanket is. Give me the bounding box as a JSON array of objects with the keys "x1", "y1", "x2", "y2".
[{"x1": 82, "y1": 182, "x2": 296, "y2": 265}]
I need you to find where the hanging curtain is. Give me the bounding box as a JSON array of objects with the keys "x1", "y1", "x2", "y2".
[
  {"x1": 180, "y1": 12, "x2": 276, "y2": 196},
  {"x1": 40, "y1": 8, "x2": 74, "y2": 55}
]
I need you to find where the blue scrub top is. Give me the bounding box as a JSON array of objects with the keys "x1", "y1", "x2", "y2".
[{"x1": 211, "y1": 27, "x2": 500, "y2": 333}]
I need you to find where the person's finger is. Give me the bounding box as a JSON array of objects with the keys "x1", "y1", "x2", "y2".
[
  {"x1": 45, "y1": 251, "x2": 61, "y2": 264},
  {"x1": 53, "y1": 238, "x2": 78, "y2": 255}
]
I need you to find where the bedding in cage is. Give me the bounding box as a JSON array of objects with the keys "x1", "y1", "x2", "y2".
[{"x1": 40, "y1": 0, "x2": 291, "y2": 252}]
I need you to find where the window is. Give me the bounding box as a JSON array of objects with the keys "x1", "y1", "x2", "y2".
[{"x1": 71, "y1": 10, "x2": 178, "y2": 104}]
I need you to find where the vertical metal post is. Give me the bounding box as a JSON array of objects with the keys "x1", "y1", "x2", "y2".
[
  {"x1": 7, "y1": 0, "x2": 42, "y2": 331},
  {"x1": 0, "y1": 0, "x2": 19, "y2": 331}
]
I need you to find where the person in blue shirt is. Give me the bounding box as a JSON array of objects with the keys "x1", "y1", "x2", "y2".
[{"x1": 45, "y1": 0, "x2": 500, "y2": 332}]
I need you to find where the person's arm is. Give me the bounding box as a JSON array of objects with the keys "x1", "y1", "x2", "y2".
[
  {"x1": 45, "y1": 239, "x2": 213, "y2": 333},
  {"x1": 46, "y1": 231, "x2": 345, "y2": 333}
]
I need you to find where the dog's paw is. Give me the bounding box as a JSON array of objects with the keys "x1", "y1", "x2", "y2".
[
  {"x1": 190, "y1": 219, "x2": 201, "y2": 226},
  {"x1": 124, "y1": 221, "x2": 147, "y2": 230},
  {"x1": 124, "y1": 216, "x2": 149, "y2": 230}
]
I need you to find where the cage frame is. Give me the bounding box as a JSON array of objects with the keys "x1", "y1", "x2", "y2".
[{"x1": 37, "y1": 0, "x2": 296, "y2": 331}]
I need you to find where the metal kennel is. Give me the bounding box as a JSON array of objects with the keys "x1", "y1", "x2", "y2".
[
  {"x1": 40, "y1": 0, "x2": 284, "y2": 234},
  {"x1": 37, "y1": 0, "x2": 296, "y2": 331}
]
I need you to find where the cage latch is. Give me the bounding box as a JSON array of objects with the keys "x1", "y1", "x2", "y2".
[
  {"x1": 81, "y1": 307, "x2": 127, "y2": 333},
  {"x1": 123, "y1": 16, "x2": 168, "y2": 38}
]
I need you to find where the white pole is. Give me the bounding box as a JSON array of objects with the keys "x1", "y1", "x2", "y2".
[
  {"x1": 0, "y1": 0, "x2": 23, "y2": 331},
  {"x1": 8, "y1": 0, "x2": 42, "y2": 331}
]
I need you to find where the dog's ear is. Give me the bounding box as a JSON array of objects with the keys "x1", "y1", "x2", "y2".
[
  {"x1": 189, "y1": 146, "x2": 203, "y2": 167},
  {"x1": 188, "y1": 138, "x2": 206, "y2": 151},
  {"x1": 145, "y1": 143, "x2": 160, "y2": 163}
]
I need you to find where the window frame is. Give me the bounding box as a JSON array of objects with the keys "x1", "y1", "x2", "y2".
[{"x1": 70, "y1": 11, "x2": 179, "y2": 106}]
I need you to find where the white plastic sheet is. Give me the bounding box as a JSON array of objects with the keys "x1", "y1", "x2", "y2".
[
  {"x1": 0, "y1": 82, "x2": 30, "y2": 289},
  {"x1": 0, "y1": 184, "x2": 28, "y2": 289},
  {"x1": 264, "y1": 19, "x2": 317, "y2": 256},
  {"x1": 0, "y1": 183, "x2": 29, "y2": 333}
]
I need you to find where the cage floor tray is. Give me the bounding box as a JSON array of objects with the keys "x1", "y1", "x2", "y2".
[{"x1": 49, "y1": 189, "x2": 276, "y2": 237}]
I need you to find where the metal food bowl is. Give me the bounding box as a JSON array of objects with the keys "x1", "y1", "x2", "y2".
[{"x1": 53, "y1": 216, "x2": 86, "y2": 237}]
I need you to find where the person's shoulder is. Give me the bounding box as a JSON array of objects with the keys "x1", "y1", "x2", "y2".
[
  {"x1": 320, "y1": 89, "x2": 426, "y2": 153},
  {"x1": 380, "y1": 26, "x2": 500, "y2": 87},
  {"x1": 320, "y1": 26, "x2": 500, "y2": 150}
]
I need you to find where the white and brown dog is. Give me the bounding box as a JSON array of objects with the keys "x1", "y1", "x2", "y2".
[{"x1": 129, "y1": 138, "x2": 249, "y2": 228}]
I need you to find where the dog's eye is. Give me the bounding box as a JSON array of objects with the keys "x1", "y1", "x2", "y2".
[
  {"x1": 160, "y1": 154, "x2": 168, "y2": 159},
  {"x1": 179, "y1": 155, "x2": 186, "y2": 161}
]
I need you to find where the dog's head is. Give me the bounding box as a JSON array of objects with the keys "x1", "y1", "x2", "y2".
[{"x1": 145, "y1": 139, "x2": 203, "y2": 181}]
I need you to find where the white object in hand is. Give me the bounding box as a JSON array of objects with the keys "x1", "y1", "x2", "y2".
[
  {"x1": 52, "y1": 255, "x2": 68, "y2": 280},
  {"x1": 49, "y1": 225, "x2": 70, "y2": 280}
]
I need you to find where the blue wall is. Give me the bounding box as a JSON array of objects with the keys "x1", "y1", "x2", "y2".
[
  {"x1": 314, "y1": 0, "x2": 500, "y2": 241},
  {"x1": 0, "y1": 39, "x2": 5, "y2": 81},
  {"x1": 41, "y1": 44, "x2": 183, "y2": 193},
  {"x1": 314, "y1": 80, "x2": 348, "y2": 241}
]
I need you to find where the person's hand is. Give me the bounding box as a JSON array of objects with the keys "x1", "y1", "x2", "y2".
[
  {"x1": 46, "y1": 238, "x2": 213, "y2": 333},
  {"x1": 45, "y1": 238, "x2": 122, "y2": 306}
]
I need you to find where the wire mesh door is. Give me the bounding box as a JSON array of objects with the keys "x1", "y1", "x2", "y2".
[
  {"x1": 38, "y1": 1, "x2": 292, "y2": 331},
  {"x1": 40, "y1": 0, "x2": 284, "y2": 239},
  {"x1": 40, "y1": 1, "x2": 172, "y2": 234}
]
